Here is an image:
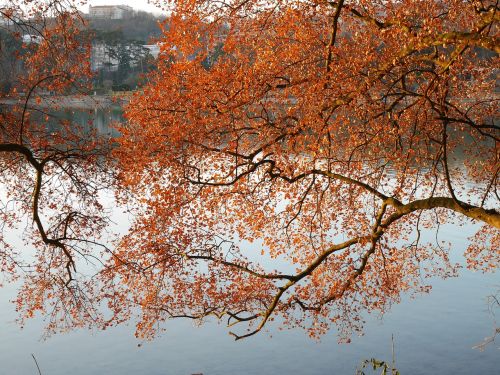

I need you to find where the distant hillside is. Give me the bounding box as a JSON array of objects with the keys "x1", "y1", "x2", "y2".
[{"x1": 87, "y1": 11, "x2": 167, "y2": 43}]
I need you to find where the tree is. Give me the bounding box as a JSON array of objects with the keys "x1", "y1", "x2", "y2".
[
  {"x1": 0, "y1": 0, "x2": 498, "y2": 344},
  {"x1": 91, "y1": 28, "x2": 155, "y2": 89},
  {"x1": 106, "y1": 41, "x2": 152, "y2": 88},
  {"x1": 0, "y1": 28, "x2": 22, "y2": 94},
  {"x1": 112, "y1": 0, "x2": 499, "y2": 341},
  {"x1": 0, "y1": 1, "x2": 114, "y2": 332}
]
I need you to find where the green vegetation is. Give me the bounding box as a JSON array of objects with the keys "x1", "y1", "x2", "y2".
[
  {"x1": 0, "y1": 29, "x2": 22, "y2": 94},
  {"x1": 88, "y1": 11, "x2": 165, "y2": 92},
  {"x1": 356, "y1": 358, "x2": 400, "y2": 375}
]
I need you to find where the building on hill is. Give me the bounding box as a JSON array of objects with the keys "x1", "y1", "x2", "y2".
[{"x1": 89, "y1": 5, "x2": 134, "y2": 20}]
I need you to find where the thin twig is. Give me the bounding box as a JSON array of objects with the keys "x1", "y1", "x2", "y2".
[{"x1": 31, "y1": 353, "x2": 42, "y2": 375}]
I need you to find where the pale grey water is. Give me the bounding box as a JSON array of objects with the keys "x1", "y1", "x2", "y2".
[
  {"x1": 0, "y1": 109, "x2": 498, "y2": 375},
  {"x1": 44, "y1": 106, "x2": 123, "y2": 137}
]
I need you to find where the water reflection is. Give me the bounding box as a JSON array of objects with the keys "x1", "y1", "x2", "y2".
[
  {"x1": 1, "y1": 224, "x2": 498, "y2": 375},
  {"x1": 0, "y1": 109, "x2": 498, "y2": 375},
  {"x1": 45, "y1": 107, "x2": 123, "y2": 138}
]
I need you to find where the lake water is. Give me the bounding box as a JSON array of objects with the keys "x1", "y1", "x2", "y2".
[{"x1": 0, "y1": 108, "x2": 498, "y2": 375}]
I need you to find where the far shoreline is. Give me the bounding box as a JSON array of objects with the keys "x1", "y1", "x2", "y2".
[{"x1": 0, "y1": 94, "x2": 130, "y2": 110}]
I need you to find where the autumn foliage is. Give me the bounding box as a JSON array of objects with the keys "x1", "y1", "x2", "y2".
[
  {"x1": 0, "y1": 1, "x2": 114, "y2": 331},
  {"x1": 1, "y1": 0, "x2": 499, "y2": 341}
]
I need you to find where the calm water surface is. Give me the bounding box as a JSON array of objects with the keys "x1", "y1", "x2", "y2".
[{"x1": 0, "y1": 109, "x2": 498, "y2": 375}]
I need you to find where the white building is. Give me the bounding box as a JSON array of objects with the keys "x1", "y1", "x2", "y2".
[
  {"x1": 89, "y1": 5, "x2": 134, "y2": 20},
  {"x1": 22, "y1": 34, "x2": 43, "y2": 44},
  {"x1": 91, "y1": 43, "x2": 118, "y2": 71},
  {"x1": 142, "y1": 44, "x2": 160, "y2": 59}
]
